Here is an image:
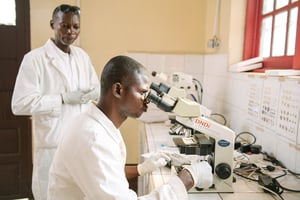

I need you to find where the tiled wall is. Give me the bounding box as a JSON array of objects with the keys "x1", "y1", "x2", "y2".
[{"x1": 128, "y1": 52, "x2": 300, "y2": 173}]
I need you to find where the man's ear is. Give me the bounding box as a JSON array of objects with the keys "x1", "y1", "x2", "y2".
[
  {"x1": 50, "y1": 20, "x2": 54, "y2": 29},
  {"x1": 112, "y1": 82, "x2": 122, "y2": 97}
]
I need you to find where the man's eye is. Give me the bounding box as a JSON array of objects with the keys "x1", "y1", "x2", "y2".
[
  {"x1": 73, "y1": 25, "x2": 80, "y2": 30},
  {"x1": 61, "y1": 24, "x2": 69, "y2": 28}
]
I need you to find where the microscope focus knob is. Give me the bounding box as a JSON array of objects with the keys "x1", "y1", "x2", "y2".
[{"x1": 215, "y1": 163, "x2": 231, "y2": 179}]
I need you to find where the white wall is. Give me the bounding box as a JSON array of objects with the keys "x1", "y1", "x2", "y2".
[{"x1": 130, "y1": 52, "x2": 300, "y2": 173}]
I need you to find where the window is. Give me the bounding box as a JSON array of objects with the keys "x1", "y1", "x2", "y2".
[
  {"x1": 244, "y1": 0, "x2": 300, "y2": 72},
  {"x1": 0, "y1": 0, "x2": 16, "y2": 25}
]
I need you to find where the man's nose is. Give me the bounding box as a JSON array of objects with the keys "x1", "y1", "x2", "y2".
[
  {"x1": 144, "y1": 98, "x2": 150, "y2": 104},
  {"x1": 67, "y1": 27, "x2": 76, "y2": 34}
]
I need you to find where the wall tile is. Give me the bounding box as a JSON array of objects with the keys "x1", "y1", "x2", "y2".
[
  {"x1": 127, "y1": 52, "x2": 148, "y2": 65},
  {"x1": 184, "y1": 54, "x2": 204, "y2": 75},
  {"x1": 276, "y1": 136, "x2": 297, "y2": 172},
  {"x1": 146, "y1": 54, "x2": 166, "y2": 73},
  {"x1": 296, "y1": 147, "x2": 300, "y2": 173},
  {"x1": 203, "y1": 54, "x2": 228, "y2": 76},
  {"x1": 164, "y1": 54, "x2": 185, "y2": 74},
  {"x1": 225, "y1": 73, "x2": 249, "y2": 111}
]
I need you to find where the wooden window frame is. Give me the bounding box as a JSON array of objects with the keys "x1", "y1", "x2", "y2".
[{"x1": 243, "y1": 0, "x2": 300, "y2": 72}]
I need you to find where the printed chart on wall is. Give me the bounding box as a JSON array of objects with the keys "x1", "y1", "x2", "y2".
[
  {"x1": 247, "y1": 77, "x2": 300, "y2": 143},
  {"x1": 247, "y1": 76, "x2": 264, "y2": 123},
  {"x1": 260, "y1": 78, "x2": 280, "y2": 130},
  {"x1": 277, "y1": 80, "x2": 300, "y2": 143}
]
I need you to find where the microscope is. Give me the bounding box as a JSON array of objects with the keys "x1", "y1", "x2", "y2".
[{"x1": 146, "y1": 82, "x2": 235, "y2": 193}]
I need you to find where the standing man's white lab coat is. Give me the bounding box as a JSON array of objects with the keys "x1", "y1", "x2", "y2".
[
  {"x1": 11, "y1": 39, "x2": 99, "y2": 200},
  {"x1": 48, "y1": 103, "x2": 188, "y2": 200}
]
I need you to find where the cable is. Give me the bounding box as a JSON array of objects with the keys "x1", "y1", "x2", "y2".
[
  {"x1": 235, "y1": 131, "x2": 257, "y2": 144},
  {"x1": 274, "y1": 169, "x2": 287, "y2": 179},
  {"x1": 234, "y1": 151, "x2": 300, "y2": 200},
  {"x1": 234, "y1": 131, "x2": 257, "y2": 152},
  {"x1": 257, "y1": 184, "x2": 285, "y2": 200},
  {"x1": 189, "y1": 93, "x2": 198, "y2": 102},
  {"x1": 234, "y1": 174, "x2": 285, "y2": 200},
  {"x1": 260, "y1": 152, "x2": 300, "y2": 193},
  {"x1": 209, "y1": 113, "x2": 227, "y2": 125},
  {"x1": 288, "y1": 170, "x2": 300, "y2": 176},
  {"x1": 274, "y1": 169, "x2": 300, "y2": 192},
  {"x1": 261, "y1": 152, "x2": 285, "y2": 168},
  {"x1": 192, "y1": 78, "x2": 203, "y2": 104}
]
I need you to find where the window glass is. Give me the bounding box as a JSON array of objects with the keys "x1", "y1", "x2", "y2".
[
  {"x1": 287, "y1": 7, "x2": 298, "y2": 55},
  {"x1": 245, "y1": 0, "x2": 300, "y2": 70},
  {"x1": 262, "y1": 0, "x2": 274, "y2": 14},
  {"x1": 260, "y1": 16, "x2": 273, "y2": 57},
  {"x1": 272, "y1": 11, "x2": 288, "y2": 56},
  {"x1": 0, "y1": 0, "x2": 16, "y2": 25},
  {"x1": 276, "y1": 0, "x2": 289, "y2": 9}
]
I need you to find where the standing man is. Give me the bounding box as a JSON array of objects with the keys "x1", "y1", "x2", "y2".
[
  {"x1": 11, "y1": 4, "x2": 99, "y2": 200},
  {"x1": 48, "y1": 55, "x2": 213, "y2": 200}
]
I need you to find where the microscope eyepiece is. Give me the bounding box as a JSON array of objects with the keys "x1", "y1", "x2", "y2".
[
  {"x1": 146, "y1": 91, "x2": 161, "y2": 104},
  {"x1": 150, "y1": 82, "x2": 170, "y2": 94},
  {"x1": 150, "y1": 83, "x2": 161, "y2": 93},
  {"x1": 146, "y1": 91, "x2": 175, "y2": 112}
]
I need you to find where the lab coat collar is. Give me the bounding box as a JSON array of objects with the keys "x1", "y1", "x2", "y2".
[
  {"x1": 44, "y1": 39, "x2": 89, "y2": 92},
  {"x1": 43, "y1": 39, "x2": 67, "y2": 74},
  {"x1": 87, "y1": 103, "x2": 123, "y2": 144},
  {"x1": 44, "y1": 39, "x2": 69, "y2": 59},
  {"x1": 43, "y1": 39, "x2": 74, "y2": 91}
]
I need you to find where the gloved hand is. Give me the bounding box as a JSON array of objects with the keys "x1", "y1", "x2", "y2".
[
  {"x1": 61, "y1": 91, "x2": 86, "y2": 104},
  {"x1": 184, "y1": 161, "x2": 213, "y2": 189},
  {"x1": 137, "y1": 152, "x2": 171, "y2": 176},
  {"x1": 80, "y1": 86, "x2": 100, "y2": 103}
]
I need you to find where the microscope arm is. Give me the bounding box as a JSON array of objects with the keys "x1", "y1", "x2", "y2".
[{"x1": 175, "y1": 115, "x2": 235, "y2": 143}]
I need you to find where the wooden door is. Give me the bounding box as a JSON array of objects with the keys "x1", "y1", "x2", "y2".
[{"x1": 0, "y1": 0, "x2": 33, "y2": 199}]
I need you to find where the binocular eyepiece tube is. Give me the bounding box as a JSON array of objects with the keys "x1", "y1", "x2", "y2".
[
  {"x1": 150, "y1": 82, "x2": 170, "y2": 95},
  {"x1": 145, "y1": 88, "x2": 176, "y2": 113}
]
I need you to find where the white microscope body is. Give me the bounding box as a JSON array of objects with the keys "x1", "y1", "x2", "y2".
[
  {"x1": 151, "y1": 71, "x2": 204, "y2": 104},
  {"x1": 147, "y1": 83, "x2": 235, "y2": 193}
]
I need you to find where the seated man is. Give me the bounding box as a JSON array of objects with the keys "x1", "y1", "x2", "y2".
[{"x1": 47, "y1": 55, "x2": 213, "y2": 200}]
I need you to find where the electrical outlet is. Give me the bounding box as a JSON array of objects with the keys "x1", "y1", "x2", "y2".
[{"x1": 207, "y1": 37, "x2": 220, "y2": 49}]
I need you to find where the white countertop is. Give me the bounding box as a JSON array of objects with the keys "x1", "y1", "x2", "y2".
[{"x1": 141, "y1": 122, "x2": 300, "y2": 200}]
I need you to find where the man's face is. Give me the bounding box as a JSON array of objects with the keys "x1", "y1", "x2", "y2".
[
  {"x1": 51, "y1": 11, "x2": 80, "y2": 47},
  {"x1": 120, "y1": 73, "x2": 150, "y2": 119}
]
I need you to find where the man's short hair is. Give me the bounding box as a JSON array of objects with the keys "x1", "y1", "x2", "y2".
[
  {"x1": 100, "y1": 55, "x2": 147, "y2": 94},
  {"x1": 52, "y1": 4, "x2": 80, "y2": 19}
]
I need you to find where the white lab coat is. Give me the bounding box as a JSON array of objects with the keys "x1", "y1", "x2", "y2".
[
  {"x1": 11, "y1": 39, "x2": 99, "y2": 200},
  {"x1": 48, "y1": 103, "x2": 188, "y2": 200}
]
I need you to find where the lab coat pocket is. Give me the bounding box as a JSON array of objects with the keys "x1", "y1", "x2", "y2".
[{"x1": 33, "y1": 114, "x2": 61, "y2": 147}]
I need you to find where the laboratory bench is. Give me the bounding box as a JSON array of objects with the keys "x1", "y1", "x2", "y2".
[{"x1": 138, "y1": 121, "x2": 300, "y2": 200}]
